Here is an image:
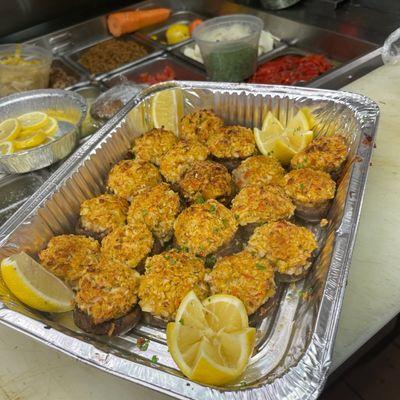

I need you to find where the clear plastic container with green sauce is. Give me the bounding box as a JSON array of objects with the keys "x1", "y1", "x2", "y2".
[{"x1": 192, "y1": 14, "x2": 263, "y2": 82}]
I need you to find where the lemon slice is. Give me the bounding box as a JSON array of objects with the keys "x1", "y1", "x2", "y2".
[
  {"x1": 151, "y1": 88, "x2": 183, "y2": 134},
  {"x1": 1, "y1": 252, "x2": 74, "y2": 313},
  {"x1": 261, "y1": 111, "x2": 284, "y2": 134},
  {"x1": 167, "y1": 291, "x2": 256, "y2": 386},
  {"x1": 286, "y1": 129, "x2": 314, "y2": 151},
  {"x1": 286, "y1": 110, "x2": 310, "y2": 132},
  {"x1": 17, "y1": 111, "x2": 49, "y2": 132},
  {"x1": 42, "y1": 117, "x2": 59, "y2": 137},
  {"x1": 0, "y1": 118, "x2": 21, "y2": 141},
  {"x1": 0, "y1": 141, "x2": 14, "y2": 155},
  {"x1": 14, "y1": 131, "x2": 46, "y2": 150}
]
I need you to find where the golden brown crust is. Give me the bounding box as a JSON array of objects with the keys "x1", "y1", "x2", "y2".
[
  {"x1": 232, "y1": 155, "x2": 285, "y2": 190},
  {"x1": 79, "y1": 194, "x2": 128, "y2": 235},
  {"x1": 132, "y1": 128, "x2": 178, "y2": 166},
  {"x1": 107, "y1": 159, "x2": 162, "y2": 200},
  {"x1": 247, "y1": 221, "x2": 317, "y2": 276},
  {"x1": 290, "y1": 135, "x2": 348, "y2": 173},
  {"x1": 174, "y1": 199, "x2": 238, "y2": 257},
  {"x1": 180, "y1": 109, "x2": 223, "y2": 144},
  {"x1": 159, "y1": 140, "x2": 209, "y2": 184},
  {"x1": 205, "y1": 251, "x2": 276, "y2": 315},
  {"x1": 231, "y1": 184, "x2": 295, "y2": 226},
  {"x1": 75, "y1": 260, "x2": 141, "y2": 325},
  {"x1": 179, "y1": 160, "x2": 233, "y2": 203},
  {"x1": 138, "y1": 250, "x2": 208, "y2": 320},
  {"x1": 284, "y1": 168, "x2": 336, "y2": 204},
  {"x1": 127, "y1": 183, "x2": 180, "y2": 244},
  {"x1": 207, "y1": 125, "x2": 256, "y2": 159},
  {"x1": 101, "y1": 224, "x2": 153, "y2": 269},
  {"x1": 39, "y1": 234, "x2": 100, "y2": 287}
]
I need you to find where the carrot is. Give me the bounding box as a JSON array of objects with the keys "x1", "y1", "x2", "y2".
[{"x1": 107, "y1": 8, "x2": 171, "y2": 37}]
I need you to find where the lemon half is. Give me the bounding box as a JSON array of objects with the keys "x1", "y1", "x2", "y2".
[
  {"x1": 167, "y1": 291, "x2": 255, "y2": 386},
  {"x1": 1, "y1": 252, "x2": 74, "y2": 313}
]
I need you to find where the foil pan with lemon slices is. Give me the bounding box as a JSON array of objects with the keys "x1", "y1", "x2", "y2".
[
  {"x1": 0, "y1": 89, "x2": 86, "y2": 174},
  {"x1": 0, "y1": 82, "x2": 379, "y2": 400}
]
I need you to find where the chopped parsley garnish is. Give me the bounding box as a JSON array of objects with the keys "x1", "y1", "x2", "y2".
[
  {"x1": 209, "y1": 204, "x2": 217, "y2": 214},
  {"x1": 179, "y1": 318, "x2": 184, "y2": 325},
  {"x1": 141, "y1": 209, "x2": 149, "y2": 216},
  {"x1": 137, "y1": 338, "x2": 149, "y2": 351},
  {"x1": 151, "y1": 355, "x2": 159, "y2": 363},
  {"x1": 195, "y1": 195, "x2": 205, "y2": 204},
  {"x1": 299, "y1": 183, "x2": 305, "y2": 190},
  {"x1": 222, "y1": 218, "x2": 228, "y2": 227},
  {"x1": 255, "y1": 263, "x2": 266, "y2": 270}
]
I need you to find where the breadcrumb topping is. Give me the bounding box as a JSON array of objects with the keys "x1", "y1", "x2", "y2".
[
  {"x1": 174, "y1": 199, "x2": 238, "y2": 256},
  {"x1": 180, "y1": 109, "x2": 223, "y2": 144},
  {"x1": 132, "y1": 128, "x2": 178, "y2": 166},
  {"x1": 291, "y1": 135, "x2": 348, "y2": 173},
  {"x1": 206, "y1": 251, "x2": 276, "y2": 315},
  {"x1": 207, "y1": 125, "x2": 256, "y2": 159},
  {"x1": 232, "y1": 155, "x2": 285, "y2": 190},
  {"x1": 138, "y1": 250, "x2": 208, "y2": 320},
  {"x1": 159, "y1": 140, "x2": 209, "y2": 184},
  {"x1": 284, "y1": 168, "x2": 336, "y2": 204},
  {"x1": 179, "y1": 160, "x2": 233, "y2": 203},
  {"x1": 107, "y1": 159, "x2": 162, "y2": 200},
  {"x1": 75, "y1": 260, "x2": 141, "y2": 324},
  {"x1": 232, "y1": 184, "x2": 295, "y2": 226},
  {"x1": 79, "y1": 194, "x2": 128, "y2": 235},
  {"x1": 39, "y1": 234, "x2": 100, "y2": 287},
  {"x1": 127, "y1": 183, "x2": 180, "y2": 243},
  {"x1": 247, "y1": 221, "x2": 317, "y2": 275},
  {"x1": 101, "y1": 223, "x2": 153, "y2": 269}
]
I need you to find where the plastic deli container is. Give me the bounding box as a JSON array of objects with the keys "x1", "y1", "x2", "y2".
[
  {"x1": 0, "y1": 44, "x2": 52, "y2": 97},
  {"x1": 192, "y1": 14, "x2": 263, "y2": 82}
]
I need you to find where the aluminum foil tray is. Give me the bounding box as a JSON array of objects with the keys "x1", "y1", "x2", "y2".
[{"x1": 0, "y1": 81, "x2": 379, "y2": 399}]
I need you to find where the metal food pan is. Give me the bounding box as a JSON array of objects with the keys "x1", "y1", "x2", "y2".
[
  {"x1": 102, "y1": 53, "x2": 207, "y2": 88},
  {"x1": 249, "y1": 47, "x2": 341, "y2": 87},
  {"x1": 134, "y1": 10, "x2": 207, "y2": 50},
  {"x1": 0, "y1": 81, "x2": 379, "y2": 400},
  {"x1": 64, "y1": 36, "x2": 163, "y2": 81},
  {"x1": 50, "y1": 58, "x2": 90, "y2": 90},
  {"x1": 174, "y1": 38, "x2": 287, "y2": 71}
]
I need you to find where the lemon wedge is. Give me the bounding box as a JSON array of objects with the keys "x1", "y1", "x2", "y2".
[
  {"x1": 17, "y1": 111, "x2": 49, "y2": 132},
  {"x1": 151, "y1": 88, "x2": 183, "y2": 134},
  {"x1": 0, "y1": 141, "x2": 14, "y2": 155},
  {"x1": 1, "y1": 252, "x2": 74, "y2": 313},
  {"x1": 300, "y1": 107, "x2": 316, "y2": 129},
  {"x1": 286, "y1": 109, "x2": 310, "y2": 132},
  {"x1": 286, "y1": 128, "x2": 314, "y2": 151},
  {"x1": 0, "y1": 118, "x2": 21, "y2": 141},
  {"x1": 167, "y1": 291, "x2": 255, "y2": 386},
  {"x1": 42, "y1": 117, "x2": 59, "y2": 137},
  {"x1": 14, "y1": 131, "x2": 46, "y2": 150},
  {"x1": 261, "y1": 111, "x2": 284, "y2": 134}
]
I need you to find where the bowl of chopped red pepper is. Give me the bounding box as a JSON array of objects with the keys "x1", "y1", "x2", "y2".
[{"x1": 248, "y1": 54, "x2": 332, "y2": 85}]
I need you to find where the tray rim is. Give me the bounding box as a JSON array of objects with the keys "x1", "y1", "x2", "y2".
[{"x1": 0, "y1": 81, "x2": 380, "y2": 400}]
